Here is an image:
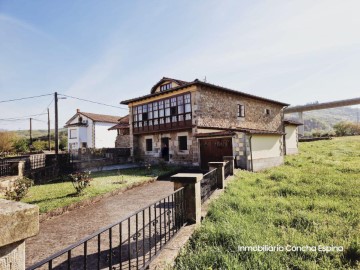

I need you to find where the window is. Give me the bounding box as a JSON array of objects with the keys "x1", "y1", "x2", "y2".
[
  {"x1": 82, "y1": 142, "x2": 87, "y2": 148},
  {"x1": 265, "y1": 109, "x2": 271, "y2": 115},
  {"x1": 70, "y1": 129, "x2": 77, "y2": 139},
  {"x1": 132, "y1": 93, "x2": 192, "y2": 132},
  {"x1": 160, "y1": 83, "x2": 172, "y2": 91},
  {"x1": 179, "y1": 136, "x2": 187, "y2": 151},
  {"x1": 237, "y1": 104, "x2": 245, "y2": 117},
  {"x1": 146, "y1": 139, "x2": 153, "y2": 151}
]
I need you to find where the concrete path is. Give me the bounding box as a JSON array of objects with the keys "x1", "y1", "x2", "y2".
[
  {"x1": 89, "y1": 163, "x2": 140, "y2": 172},
  {"x1": 25, "y1": 180, "x2": 174, "y2": 268}
]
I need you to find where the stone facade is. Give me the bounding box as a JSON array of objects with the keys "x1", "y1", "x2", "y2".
[
  {"x1": 123, "y1": 78, "x2": 287, "y2": 170},
  {"x1": 196, "y1": 86, "x2": 284, "y2": 132},
  {"x1": 115, "y1": 133, "x2": 130, "y2": 148},
  {"x1": 134, "y1": 130, "x2": 194, "y2": 165}
]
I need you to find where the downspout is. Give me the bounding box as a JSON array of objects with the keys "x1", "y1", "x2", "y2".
[{"x1": 249, "y1": 134, "x2": 253, "y2": 172}]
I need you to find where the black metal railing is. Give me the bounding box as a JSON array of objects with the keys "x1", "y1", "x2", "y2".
[
  {"x1": 0, "y1": 159, "x2": 11, "y2": 177},
  {"x1": 26, "y1": 188, "x2": 185, "y2": 270},
  {"x1": 200, "y1": 169, "x2": 218, "y2": 204},
  {"x1": 224, "y1": 161, "x2": 231, "y2": 179}
]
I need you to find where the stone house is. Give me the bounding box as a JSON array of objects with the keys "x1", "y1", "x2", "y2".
[
  {"x1": 120, "y1": 77, "x2": 290, "y2": 171},
  {"x1": 109, "y1": 115, "x2": 130, "y2": 148},
  {"x1": 64, "y1": 109, "x2": 120, "y2": 150}
]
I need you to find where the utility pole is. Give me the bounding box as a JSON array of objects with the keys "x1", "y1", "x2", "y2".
[
  {"x1": 54, "y1": 92, "x2": 59, "y2": 156},
  {"x1": 29, "y1": 117, "x2": 32, "y2": 147},
  {"x1": 47, "y1": 108, "x2": 51, "y2": 151}
]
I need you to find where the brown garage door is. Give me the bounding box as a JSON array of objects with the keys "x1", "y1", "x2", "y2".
[{"x1": 200, "y1": 137, "x2": 233, "y2": 169}]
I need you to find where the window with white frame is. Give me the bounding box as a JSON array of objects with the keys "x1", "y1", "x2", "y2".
[
  {"x1": 69, "y1": 129, "x2": 77, "y2": 139},
  {"x1": 237, "y1": 104, "x2": 245, "y2": 117}
]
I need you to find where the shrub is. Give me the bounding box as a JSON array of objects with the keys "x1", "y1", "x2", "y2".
[
  {"x1": 69, "y1": 171, "x2": 92, "y2": 195},
  {"x1": 5, "y1": 177, "x2": 33, "y2": 201}
]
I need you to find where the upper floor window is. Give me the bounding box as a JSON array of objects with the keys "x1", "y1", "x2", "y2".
[
  {"x1": 132, "y1": 93, "x2": 192, "y2": 131},
  {"x1": 69, "y1": 129, "x2": 77, "y2": 139},
  {"x1": 265, "y1": 109, "x2": 271, "y2": 115},
  {"x1": 160, "y1": 83, "x2": 172, "y2": 91},
  {"x1": 237, "y1": 104, "x2": 245, "y2": 117}
]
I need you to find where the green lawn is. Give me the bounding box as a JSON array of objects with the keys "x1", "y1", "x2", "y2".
[
  {"x1": 175, "y1": 136, "x2": 360, "y2": 270},
  {"x1": 22, "y1": 166, "x2": 178, "y2": 214}
]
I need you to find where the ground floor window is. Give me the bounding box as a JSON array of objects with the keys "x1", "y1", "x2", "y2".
[
  {"x1": 178, "y1": 136, "x2": 188, "y2": 150},
  {"x1": 146, "y1": 139, "x2": 153, "y2": 151}
]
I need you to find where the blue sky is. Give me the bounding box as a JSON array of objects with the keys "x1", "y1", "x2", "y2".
[{"x1": 1, "y1": 0, "x2": 359, "y2": 130}]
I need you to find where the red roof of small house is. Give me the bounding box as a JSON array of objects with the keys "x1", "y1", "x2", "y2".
[
  {"x1": 65, "y1": 110, "x2": 120, "y2": 126},
  {"x1": 108, "y1": 115, "x2": 130, "y2": 130},
  {"x1": 284, "y1": 119, "x2": 303, "y2": 126}
]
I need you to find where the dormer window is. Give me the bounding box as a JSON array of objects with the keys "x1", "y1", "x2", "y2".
[{"x1": 160, "y1": 83, "x2": 172, "y2": 91}]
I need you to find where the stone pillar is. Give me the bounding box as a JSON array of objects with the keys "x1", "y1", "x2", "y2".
[
  {"x1": 17, "y1": 161, "x2": 25, "y2": 178},
  {"x1": 208, "y1": 162, "x2": 225, "y2": 189},
  {"x1": 171, "y1": 173, "x2": 203, "y2": 224},
  {"x1": 223, "y1": 156, "x2": 235, "y2": 175},
  {"x1": 0, "y1": 199, "x2": 39, "y2": 270}
]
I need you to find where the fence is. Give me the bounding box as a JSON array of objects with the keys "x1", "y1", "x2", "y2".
[
  {"x1": 0, "y1": 159, "x2": 12, "y2": 177},
  {"x1": 26, "y1": 187, "x2": 185, "y2": 270},
  {"x1": 200, "y1": 169, "x2": 218, "y2": 204}
]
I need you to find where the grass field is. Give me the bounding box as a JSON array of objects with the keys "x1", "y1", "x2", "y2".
[
  {"x1": 175, "y1": 136, "x2": 360, "y2": 270},
  {"x1": 21, "y1": 166, "x2": 177, "y2": 213}
]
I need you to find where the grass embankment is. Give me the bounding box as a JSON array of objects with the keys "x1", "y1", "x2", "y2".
[
  {"x1": 22, "y1": 166, "x2": 177, "y2": 214},
  {"x1": 176, "y1": 136, "x2": 360, "y2": 269}
]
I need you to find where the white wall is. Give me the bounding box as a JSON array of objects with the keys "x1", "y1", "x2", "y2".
[
  {"x1": 251, "y1": 135, "x2": 282, "y2": 159},
  {"x1": 285, "y1": 125, "x2": 298, "y2": 149},
  {"x1": 94, "y1": 122, "x2": 117, "y2": 148},
  {"x1": 285, "y1": 125, "x2": 298, "y2": 154}
]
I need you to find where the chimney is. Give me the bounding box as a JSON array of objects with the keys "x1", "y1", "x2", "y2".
[{"x1": 77, "y1": 109, "x2": 80, "y2": 113}]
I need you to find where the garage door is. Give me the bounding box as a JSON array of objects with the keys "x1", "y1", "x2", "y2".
[{"x1": 199, "y1": 137, "x2": 233, "y2": 169}]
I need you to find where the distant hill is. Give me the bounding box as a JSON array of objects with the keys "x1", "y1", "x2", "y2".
[
  {"x1": 287, "y1": 106, "x2": 359, "y2": 132},
  {"x1": 9, "y1": 128, "x2": 67, "y2": 139}
]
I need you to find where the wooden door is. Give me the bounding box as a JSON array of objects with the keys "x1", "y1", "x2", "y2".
[{"x1": 200, "y1": 137, "x2": 233, "y2": 169}]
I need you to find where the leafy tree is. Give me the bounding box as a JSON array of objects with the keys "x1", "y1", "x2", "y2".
[
  {"x1": 32, "y1": 140, "x2": 47, "y2": 151},
  {"x1": 334, "y1": 121, "x2": 360, "y2": 136},
  {"x1": 59, "y1": 136, "x2": 68, "y2": 151},
  {"x1": 0, "y1": 131, "x2": 16, "y2": 152},
  {"x1": 13, "y1": 138, "x2": 29, "y2": 153}
]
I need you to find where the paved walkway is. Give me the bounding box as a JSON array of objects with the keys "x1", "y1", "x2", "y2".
[
  {"x1": 25, "y1": 180, "x2": 174, "y2": 268},
  {"x1": 89, "y1": 163, "x2": 140, "y2": 172}
]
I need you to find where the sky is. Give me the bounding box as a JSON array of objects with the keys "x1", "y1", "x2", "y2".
[{"x1": 0, "y1": 0, "x2": 360, "y2": 130}]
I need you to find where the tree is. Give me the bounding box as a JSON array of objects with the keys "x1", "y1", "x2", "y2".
[
  {"x1": 13, "y1": 138, "x2": 29, "y2": 153},
  {"x1": 0, "y1": 131, "x2": 16, "y2": 152},
  {"x1": 333, "y1": 121, "x2": 360, "y2": 136}
]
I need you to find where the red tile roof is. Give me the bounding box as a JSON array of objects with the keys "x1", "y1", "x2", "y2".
[
  {"x1": 150, "y1": 77, "x2": 190, "y2": 94},
  {"x1": 65, "y1": 111, "x2": 120, "y2": 125},
  {"x1": 121, "y1": 78, "x2": 289, "y2": 106},
  {"x1": 108, "y1": 115, "x2": 130, "y2": 130}
]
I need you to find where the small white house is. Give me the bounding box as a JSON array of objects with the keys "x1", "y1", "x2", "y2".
[
  {"x1": 284, "y1": 119, "x2": 303, "y2": 155},
  {"x1": 64, "y1": 109, "x2": 120, "y2": 150}
]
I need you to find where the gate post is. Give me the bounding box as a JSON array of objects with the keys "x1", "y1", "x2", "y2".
[
  {"x1": 223, "y1": 156, "x2": 235, "y2": 175},
  {"x1": 208, "y1": 162, "x2": 225, "y2": 189},
  {"x1": 171, "y1": 173, "x2": 203, "y2": 224},
  {"x1": 0, "y1": 199, "x2": 39, "y2": 269}
]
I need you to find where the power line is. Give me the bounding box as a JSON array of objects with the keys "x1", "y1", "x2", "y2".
[
  {"x1": 0, "y1": 113, "x2": 47, "y2": 121},
  {"x1": 59, "y1": 93, "x2": 128, "y2": 110},
  {"x1": 0, "y1": 93, "x2": 53, "y2": 103}
]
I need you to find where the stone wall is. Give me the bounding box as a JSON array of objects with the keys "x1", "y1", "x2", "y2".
[
  {"x1": 196, "y1": 86, "x2": 284, "y2": 132},
  {"x1": 134, "y1": 130, "x2": 194, "y2": 165},
  {"x1": 115, "y1": 134, "x2": 130, "y2": 148}
]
